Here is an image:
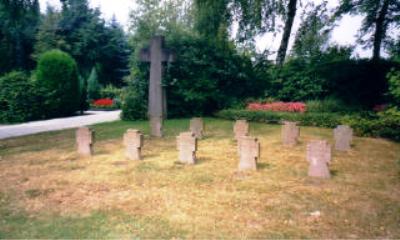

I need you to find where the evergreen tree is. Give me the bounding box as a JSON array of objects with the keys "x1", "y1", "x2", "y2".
[
  {"x1": 87, "y1": 67, "x2": 100, "y2": 101},
  {"x1": 0, "y1": 0, "x2": 40, "y2": 74},
  {"x1": 98, "y1": 16, "x2": 130, "y2": 86},
  {"x1": 33, "y1": 5, "x2": 65, "y2": 59}
]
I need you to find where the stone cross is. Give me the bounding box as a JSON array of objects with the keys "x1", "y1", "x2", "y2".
[
  {"x1": 190, "y1": 118, "x2": 204, "y2": 139},
  {"x1": 238, "y1": 136, "x2": 260, "y2": 171},
  {"x1": 123, "y1": 129, "x2": 144, "y2": 160},
  {"x1": 140, "y1": 35, "x2": 175, "y2": 137},
  {"x1": 234, "y1": 120, "x2": 249, "y2": 141},
  {"x1": 334, "y1": 125, "x2": 353, "y2": 151},
  {"x1": 177, "y1": 132, "x2": 197, "y2": 165},
  {"x1": 307, "y1": 140, "x2": 331, "y2": 178},
  {"x1": 282, "y1": 121, "x2": 300, "y2": 146},
  {"x1": 76, "y1": 127, "x2": 94, "y2": 157}
]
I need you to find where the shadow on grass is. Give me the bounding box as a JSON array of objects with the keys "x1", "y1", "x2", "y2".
[{"x1": 258, "y1": 162, "x2": 272, "y2": 170}]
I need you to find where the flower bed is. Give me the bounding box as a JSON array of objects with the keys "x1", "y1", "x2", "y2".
[
  {"x1": 90, "y1": 98, "x2": 118, "y2": 110},
  {"x1": 247, "y1": 102, "x2": 306, "y2": 113}
]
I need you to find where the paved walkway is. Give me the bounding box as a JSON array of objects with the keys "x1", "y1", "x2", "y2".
[{"x1": 0, "y1": 110, "x2": 121, "y2": 140}]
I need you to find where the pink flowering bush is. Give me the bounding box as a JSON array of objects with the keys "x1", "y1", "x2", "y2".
[{"x1": 247, "y1": 101, "x2": 306, "y2": 113}]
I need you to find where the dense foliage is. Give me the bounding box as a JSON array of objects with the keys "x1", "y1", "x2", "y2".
[
  {"x1": 0, "y1": 71, "x2": 41, "y2": 123},
  {"x1": 217, "y1": 108, "x2": 400, "y2": 141},
  {"x1": 0, "y1": 0, "x2": 399, "y2": 136},
  {"x1": 216, "y1": 109, "x2": 342, "y2": 128},
  {"x1": 0, "y1": 0, "x2": 40, "y2": 75},
  {"x1": 387, "y1": 70, "x2": 400, "y2": 106},
  {"x1": 270, "y1": 55, "x2": 399, "y2": 107},
  {"x1": 36, "y1": 50, "x2": 80, "y2": 118}
]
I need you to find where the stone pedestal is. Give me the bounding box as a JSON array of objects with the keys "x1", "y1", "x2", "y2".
[
  {"x1": 234, "y1": 120, "x2": 249, "y2": 141},
  {"x1": 190, "y1": 118, "x2": 204, "y2": 139},
  {"x1": 123, "y1": 129, "x2": 144, "y2": 160},
  {"x1": 282, "y1": 121, "x2": 300, "y2": 146},
  {"x1": 334, "y1": 125, "x2": 353, "y2": 151},
  {"x1": 76, "y1": 127, "x2": 94, "y2": 157},
  {"x1": 150, "y1": 117, "x2": 163, "y2": 137},
  {"x1": 177, "y1": 132, "x2": 197, "y2": 165},
  {"x1": 307, "y1": 140, "x2": 331, "y2": 178},
  {"x1": 238, "y1": 136, "x2": 260, "y2": 171}
]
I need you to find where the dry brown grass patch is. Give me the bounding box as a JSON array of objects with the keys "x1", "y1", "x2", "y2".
[{"x1": 0, "y1": 119, "x2": 399, "y2": 238}]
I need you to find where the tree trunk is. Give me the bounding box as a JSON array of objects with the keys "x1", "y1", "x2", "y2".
[
  {"x1": 276, "y1": 0, "x2": 297, "y2": 66},
  {"x1": 372, "y1": 0, "x2": 390, "y2": 61}
]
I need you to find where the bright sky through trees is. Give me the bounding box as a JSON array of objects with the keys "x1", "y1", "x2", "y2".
[{"x1": 38, "y1": 0, "x2": 373, "y2": 58}]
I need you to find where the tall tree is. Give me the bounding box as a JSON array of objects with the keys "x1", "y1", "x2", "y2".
[
  {"x1": 98, "y1": 16, "x2": 130, "y2": 86},
  {"x1": 232, "y1": 0, "x2": 300, "y2": 65},
  {"x1": 291, "y1": 2, "x2": 332, "y2": 61},
  {"x1": 194, "y1": 0, "x2": 230, "y2": 42},
  {"x1": 34, "y1": 0, "x2": 130, "y2": 85},
  {"x1": 33, "y1": 5, "x2": 65, "y2": 59},
  {"x1": 336, "y1": 0, "x2": 400, "y2": 61},
  {"x1": 0, "y1": 0, "x2": 40, "y2": 74},
  {"x1": 276, "y1": 0, "x2": 298, "y2": 66}
]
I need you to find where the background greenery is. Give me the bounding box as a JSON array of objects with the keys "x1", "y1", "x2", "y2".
[{"x1": 0, "y1": 0, "x2": 399, "y2": 142}]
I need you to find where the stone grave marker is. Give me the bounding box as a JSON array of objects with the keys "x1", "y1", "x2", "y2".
[
  {"x1": 76, "y1": 127, "x2": 94, "y2": 157},
  {"x1": 234, "y1": 120, "x2": 249, "y2": 141},
  {"x1": 282, "y1": 121, "x2": 300, "y2": 146},
  {"x1": 123, "y1": 129, "x2": 144, "y2": 160},
  {"x1": 238, "y1": 136, "x2": 260, "y2": 171},
  {"x1": 334, "y1": 125, "x2": 353, "y2": 151},
  {"x1": 177, "y1": 132, "x2": 197, "y2": 165},
  {"x1": 307, "y1": 140, "x2": 331, "y2": 178},
  {"x1": 140, "y1": 35, "x2": 175, "y2": 137},
  {"x1": 190, "y1": 118, "x2": 204, "y2": 139}
]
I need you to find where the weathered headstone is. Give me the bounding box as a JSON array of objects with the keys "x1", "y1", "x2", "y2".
[
  {"x1": 282, "y1": 121, "x2": 300, "y2": 146},
  {"x1": 177, "y1": 132, "x2": 197, "y2": 164},
  {"x1": 140, "y1": 36, "x2": 175, "y2": 137},
  {"x1": 307, "y1": 140, "x2": 331, "y2": 178},
  {"x1": 76, "y1": 127, "x2": 94, "y2": 157},
  {"x1": 238, "y1": 136, "x2": 260, "y2": 171},
  {"x1": 123, "y1": 129, "x2": 144, "y2": 160},
  {"x1": 334, "y1": 125, "x2": 353, "y2": 151},
  {"x1": 234, "y1": 120, "x2": 249, "y2": 141},
  {"x1": 190, "y1": 118, "x2": 204, "y2": 139}
]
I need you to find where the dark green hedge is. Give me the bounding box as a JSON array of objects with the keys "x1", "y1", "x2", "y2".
[
  {"x1": 216, "y1": 109, "x2": 400, "y2": 142},
  {"x1": 0, "y1": 71, "x2": 42, "y2": 123},
  {"x1": 216, "y1": 109, "x2": 342, "y2": 128}
]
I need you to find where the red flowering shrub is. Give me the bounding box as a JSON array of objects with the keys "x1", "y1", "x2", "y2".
[
  {"x1": 372, "y1": 104, "x2": 387, "y2": 112},
  {"x1": 247, "y1": 101, "x2": 306, "y2": 113},
  {"x1": 92, "y1": 98, "x2": 115, "y2": 108}
]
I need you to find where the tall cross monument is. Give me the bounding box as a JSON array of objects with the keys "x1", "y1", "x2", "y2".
[{"x1": 140, "y1": 36, "x2": 175, "y2": 137}]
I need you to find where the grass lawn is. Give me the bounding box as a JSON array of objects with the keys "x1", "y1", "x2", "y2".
[{"x1": 0, "y1": 118, "x2": 399, "y2": 238}]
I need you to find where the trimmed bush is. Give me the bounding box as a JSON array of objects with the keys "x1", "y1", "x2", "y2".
[
  {"x1": 0, "y1": 71, "x2": 42, "y2": 123},
  {"x1": 216, "y1": 109, "x2": 342, "y2": 128},
  {"x1": 36, "y1": 50, "x2": 80, "y2": 118},
  {"x1": 306, "y1": 97, "x2": 358, "y2": 113},
  {"x1": 120, "y1": 86, "x2": 147, "y2": 120},
  {"x1": 387, "y1": 69, "x2": 400, "y2": 107},
  {"x1": 341, "y1": 108, "x2": 400, "y2": 141},
  {"x1": 216, "y1": 109, "x2": 400, "y2": 141}
]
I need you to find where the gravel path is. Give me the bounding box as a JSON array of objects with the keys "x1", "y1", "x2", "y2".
[{"x1": 0, "y1": 110, "x2": 121, "y2": 140}]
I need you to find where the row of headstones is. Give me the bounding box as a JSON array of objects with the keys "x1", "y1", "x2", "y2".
[
  {"x1": 233, "y1": 120, "x2": 353, "y2": 178},
  {"x1": 76, "y1": 119, "x2": 353, "y2": 179}
]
